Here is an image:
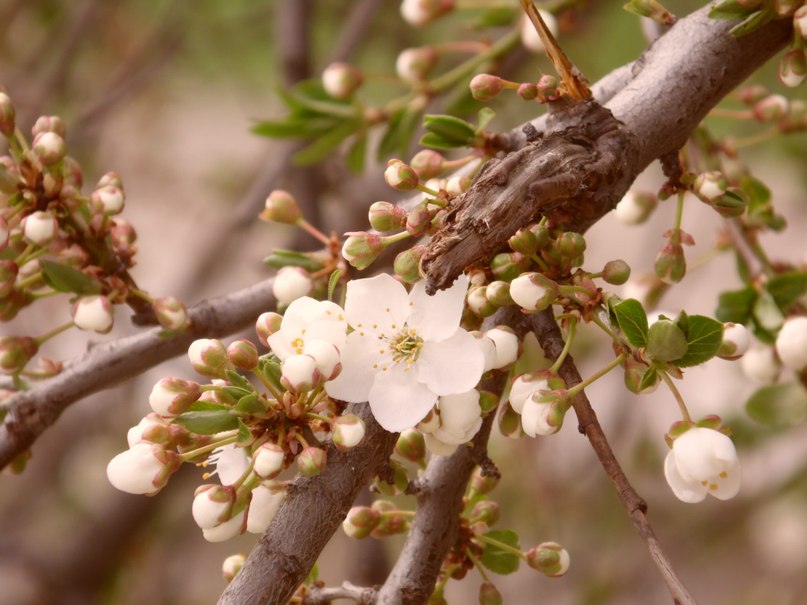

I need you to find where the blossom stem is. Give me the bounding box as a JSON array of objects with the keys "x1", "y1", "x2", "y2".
[
  {"x1": 529, "y1": 253, "x2": 551, "y2": 272},
  {"x1": 429, "y1": 30, "x2": 520, "y2": 94},
  {"x1": 304, "y1": 412, "x2": 331, "y2": 424},
  {"x1": 674, "y1": 190, "x2": 685, "y2": 232},
  {"x1": 565, "y1": 352, "x2": 628, "y2": 399},
  {"x1": 34, "y1": 321, "x2": 74, "y2": 345},
  {"x1": 476, "y1": 534, "x2": 526, "y2": 559},
  {"x1": 417, "y1": 183, "x2": 441, "y2": 197},
  {"x1": 549, "y1": 317, "x2": 576, "y2": 374},
  {"x1": 296, "y1": 218, "x2": 332, "y2": 246},
  {"x1": 254, "y1": 368, "x2": 283, "y2": 402},
  {"x1": 733, "y1": 126, "x2": 779, "y2": 149},
  {"x1": 590, "y1": 307, "x2": 618, "y2": 341},
  {"x1": 659, "y1": 371, "x2": 692, "y2": 423},
  {"x1": 180, "y1": 432, "x2": 239, "y2": 462},
  {"x1": 465, "y1": 548, "x2": 492, "y2": 583}
]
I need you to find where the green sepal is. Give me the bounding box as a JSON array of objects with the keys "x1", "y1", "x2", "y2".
[
  {"x1": 258, "y1": 355, "x2": 284, "y2": 393},
  {"x1": 480, "y1": 529, "x2": 521, "y2": 575},
  {"x1": 39, "y1": 259, "x2": 102, "y2": 295},
  {"x1": 263, "y1": 249, "x2": 326, "y2": 272},
  {"x1": 613, "y1": 298, "x2": 649, "y2": 348},
  {"x1": 674, "y1": 315, "x2": 724, "y2": 368},
  {"x1": 729, "y1": 8, "x2": 773, "y2": 37},
  {"x1": 174, "y1": 410, "x2": 239, "y2": 434},
  {"x1": 708, "y1": 0, "x2": 756, "y2": 19},
  {"x1": 235, "y1": 393, "x2": 264, "y2": 415},
  {"x1": 327, "y1": 269, "x2": 342, "y2": 302},
  {"x1": 422, "y1": 114, "x2": 477, "y2": 146},
  {"x1": 638, "y1": 366, "x2": 659, "y2": 391},
  {"x1": 746, "y1": 382, "x2": 807, "y2": 428},
  {"x1": 189, "y1": 400, "x2": 228, "y2": 412},
  {"x1": 236, "y1": 418, "x2": 253, "y2": 444},
  {"x1": 225, "y1": 370, "x2": 254, "y2": 393}
]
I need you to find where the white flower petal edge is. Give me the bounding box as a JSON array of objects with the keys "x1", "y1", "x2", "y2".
[{"x1": 663, "y1": 428, "x2": 741, "y2": 503}]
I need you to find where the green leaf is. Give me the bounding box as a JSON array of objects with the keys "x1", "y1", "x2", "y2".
[
  {"x1": 39, "y1": 259, "x2": 102, "y2": 295},
  {"x1": 292, "y1": 120, "x2": 361, "y2": 165},
  {"x1": 174, "y1": 410, "x2": 238, "y2": 435},
  {"x1": 419, "y1": 132, "x2": 463, "y2": 150},
  {"x1": 251, "y1": 116, "x2": 340, "y2": 139},
  {"x1": 675, "y1": 315, "x2": 724, "y2": 368},
  {"x1": 277, "y1": 80, "x2": 354, "y2": 118},
  {"x1": 235, "y1": 393, "x2": 264, "y2": 415},
  {"x1": 708, "y1": 0, "x2": 755, "y2": 19},
  {"x1": 614, "y1": 298, "x2": 649, "y2": 348},
  {"x1": 237, "y1": 418, "x2": 253, "y2": 443},
  {"x1": 422, "y1": 114, "x2": 477, "y2": 146},
  {"x1": 225, "y1": 369, "x2": 254, "y2": 392},
  {"x1": 746, "y1": 382, "x2": 807, "y2": 428},
  {"x1": 638, "y1": 367, "x2": 659, "y2": 391},
  {"x1": 263, "y1": 249, "x2": 326, "y2": 272},
  {"x1": 471, "y1": 6, "x2": 518, "y2": 28},
  {"x1": 327, "y1": 269, "x2": 342, "y2": 302},
  {"x1": 476, "y1": 107, "x2": 496, "y2": 131},
  {"x1": 729, "y1": 8, "x2": 773, "y2": 37},
  {"x1": 481, "y1": 529, "x2": 521, "y2": 575},
  {"x1": 346, "y1": 133, "x2": 367, "y2": 173},
  {"x1": 189, "y1": 400, "x2": 227, "y2": 412},
  {"x1": 766, "y1": 271, "x2": 807, "y2": 311},
  {"x1": 716, "y1": 287, "x2": 756, "y2": 324},
  {"x1": 258, "y1": 355, "x2": 284, "y2": 393}
]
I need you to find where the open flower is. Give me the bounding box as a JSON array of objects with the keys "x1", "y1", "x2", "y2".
[
  {"x1": 664, "y1": 427, "x2": 741, "y2": 503},
  {"x1": 325, "y1": 274, "x2": 484, "y2": 432}
]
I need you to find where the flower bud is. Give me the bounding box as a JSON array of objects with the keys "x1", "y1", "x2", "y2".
[
  {"x1": 260, "y1": 189, "x2": 302, "y2": 224},
  {"x1": 481, "y1": 281, "x2": 510, "y2": 308},
  {"x1": 718, "y1": 322, "x2": 750, "y2": 360},
  {"x1": 753, "y1": 94, "x2": 789, "y2": 122},
  {"x1": 21, "y1": 210, "x2": 58, "y2": 246},
  {"x1": 202, "y1": 510, "x2": 246, "y2": 543},
  {"x1": 222, "y1": 553, "x2": 246, "y2": 582},
  {"x1": 470, "y1": 466, "x2": 499, "y2": 495},
  {"x1": 406, "y1": 202, "x2": 432, "y2": 237},
  {"x1": 255, "y1": 312, "x2": 283, "y2": 347},
  {"x1": 332, "y1": 414, "x2": 366, "y2": 450},
  {"x1": 466, "y1": 285, "x2": 496, "y2": 317},
  {"x1": 498, "y1": 402, "x2": 522, "y2": 437},
  {"x1": 445, "y1": 175, "x2": 470, "y2": 196},
  {"x1": 556, "y1": 231, "x2": 586, "y2": 258},
  {"x1": 654, "y1": 242, "x2": 686, "y2": 284},
  {"x1": 484, "y1": 326, "x2": 519, "y2": 369},
  {"x1": 490, "y1": 251, "x2": 531, "y2": 281},
  {"x1": 521, "y1": 397, "x2": 565, "y2": 437},
  {"x1": 471, "y1": 500, "x2": 500, "y2": 526},
  {"x1": 0, "y1": 259, "x2": 17, "y2": 297},
  {"x1": 90, "y1": 185, "x2": 125, "y2": 215},
  {"x1": 741, "y1": 345, "x2": 781, "y2": 383},
  {"x1": 297, "y1": 446, "x2": 327, "y2": 476},
  {"x1": 384, "y1": 159, "x2": 419, "y2": 190},
  {"x1": 395, "y1": 429, "x2": 426, "y2": 462},
  {"x1": 510, "y1": 272, "x2": 559, "y2": 312},
  {"x1": 342, "y1": 506, "x2": 381, "y2": 539},
  {"x1": 709, "y1": 187, "x2": 748, "y2": 218},
  {"x1": 281, "y1": 354, "x2": 321, "y2": 392},
  {"x1": 400, "y1": 0, "x2": 455, "y2": 27},
  {"x1": 646, "y1": 319, "x2": 688, "y2": 362},
  {"x1": 149, "y1": 377, "x2": 201, "y2": 416},
  {"x1": 779, "y1": 49, "x2": 807, "y2": 88},
  {"x1": 342, "y1": 232, "x2": 385, "y2": 270},
  {"x1": 508, "y1": 226, "x2": 540, "y2": 255},
  {"x1": 479, "y1": 582, "x2": 503, "y2": 605},
  {"x1": 153, "y1": 296, "x2": 189, "y2": 331},
  {"x1": 520, "y1": 11, "x2": 558, "y2": 53},
  {"x1": 273, "y1": 267, "x2": 313, "y2": 306},
  {"x1": 369, "y1": 201, "x2": 407, "y2": 232},
  {"x1": 0, "y1": 336, "x2": 38, "y2": 374},
  {"x1": 393, "y1": 245, "x2": 425, "y2": 283},
  {"x1": 246, "y1": 482, "x2": 286, "y2": 534},
  {"x1": 251, "y1": 442, "x2": 285, "y2": 479},
  {"x1": 693, "y1": 171, "x2": 727, "y2": 202},
  {"x1": 374, "y1": 459, "x2": 411, "y2": 495},
  {"x1": 106, "y1": 442, "x2": 180, "y2": 495},
  {"x1": 322, "y1": 62, "x2": 363, "y2": 99},
  {"x1": 536, "y1": 74, "x2": 559, "y2": 100},
  {"x1": 470, "y1": 74, "x2": 504, "y2": 102},
  {"x1": 224, "y1": 338, "x2": 258, "y2": 371},
  {"x1": 188, "y1": 338, "x2": 232, "y2": 378},
  {"x1": 623, "y1": 357, "x2": 658, "y2": 394},
  {"x1": 192, "y1": 484, "x2": 236, "y2": 529},
  {"x1": 32, "y1": 131, "x2": 66, "y2": 166},
  {"x1": 602, "y1": 259, "x2": 631, "y2": 285},
  {"x1": 32, "y1": 115, "x2": 65, "y2": 138},
  {"x1": 517, "y1": 82, "x2": 539, "y2": 101},
  {"x1": 614, "y1": 190, "x2": 657, "y2": 225},
  {"x1": 508, "y1": 372, "x2": 549, "y2": 414},
  {"x1": 526, "y1": 542, "x2": 570, "y2": 577},
  {"x1": 71, "y1": 295, "x2": 114, "y2": 333},
  {"x1": 775, "y1": 316, "x2": 807, "y2": 371},
  {"x1": 0, "y1": 92, "x2": 15, "y2": 136},
  {"x1": 396, "y1": 47, "x2": 439, "y2": 83},
  {"x1": 408, "y1": 152, "x2": 445, "y2": 185},
  {"x1": 110, "y1": 218, "x2": 137, "y2": 258},
  {"x1": 795, "y1": 5, "x2": 807, "y2": 38},
  {"x1": 127, "y1": 413, "x2": 171, "y2": 447}
]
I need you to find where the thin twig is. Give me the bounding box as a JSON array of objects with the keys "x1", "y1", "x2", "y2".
[{"x1": 302, "y1": 581, "x2": 376, "y2": 605}]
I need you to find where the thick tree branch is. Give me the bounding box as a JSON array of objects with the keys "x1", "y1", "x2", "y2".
[
  {"x1": 0, "y1": 277, "x2": 276, "y2": 470},
  {"x1": 528, "y1": 309, "x2": 696, "y2": 605},
  {"x1": 422, "y1": 6, "x2": 792, "y2": 292},
  {"x1": 217, "y1": 403, "x2": 398, "y2": 605}
]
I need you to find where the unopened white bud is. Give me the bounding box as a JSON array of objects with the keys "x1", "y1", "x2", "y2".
[
  {"x1": 281, "y1": 354, "x2": 321, "y2": 392},
  {"x1": 192, "y1": 484, "x2": 236, "y2": 529},
  {"x1": 273, "y1": 267, "x2": 313, "y2": 306},
  {"x1": 718, "y1": 323, "x2": 750, "y2": 360},
  {"x1": 21, "y1": 211, "x2": 57, "y2": 246},
  {"x1": 253, "y1": 443, "x2": 285, "y2": 479},
  {"x1": 106, "y1": 442, "x2": 178, "y2": 495},
  {"x1": 304, "y1": 338, "x2": 342, "y2": 380},
  {"x1": 741, "y1": 345, "x2": 781, "y2": 383},
  {"x1": 484, "y1": 326, "x2": 519, "y2": 369},
  {"x1": 246, "y1": 483, "x2": 286, "y2": 534},
  {"x1": 322, "y1": 62, "x2": 363, "y2": 99},
  {"x1": 71, "y1": 295, "x2": 114, "y2": 333},
  {"x1": 202, "y1": 510, "x2": 245, "y2": 543},
  {"x1": 520, "y1": 11, "x2": 558, "y2": 54},
  {"x1": 775, "y1": 316, "x2": 807, "y2": 371},
  {"x1": 332, "y1": 414, "x2": 366, "y2": 450},
  {"x1": 92, "y1": 185, "x2": 125, "y2": 215}
]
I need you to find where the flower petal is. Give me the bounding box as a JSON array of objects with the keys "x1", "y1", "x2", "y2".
[
  {"x1": 417, "y1": 329, "x2": 484, "y2": 395},
  {"x1": 664, "y1": 450, "x2": 707, "y2": 503},
  {"x1": 408, "y1": 274, "x2": 468, "y2": 341},
  {"x1": 368, "y1": 365, "x2": 436, "y2": 432},
  {"x1": 215, "y1": 445, "x2": 251, "y2": 485},
  {"x1": 345, "y1": 274, "x2": 410, "y2": 334},
  {"x1": 324, "y1": 332, "x2": 381, "y2": 402}
]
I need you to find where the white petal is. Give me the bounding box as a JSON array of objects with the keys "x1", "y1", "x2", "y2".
[
  {"x1": 664, "y1": 450, "x2": 707, "y2": 503},
  {"x1": 324, "y1": 331, "x2": 381, "y2": 402},
  {"x1": 417, "y1": 329, "x2": 484, "y2": 395},
  {"x1": 509, "y1": 374, "x2": 548, "y2": 415},
  {"x1": 345, "y1": 274, "x2": 410, "y2": 334},
  {"x1": 672, "y1": 428, "x2": 738, "y2": 483},
  {"x1": 521, "y1": 399, "x2": 553, "y2": 437},
  {"x1": 437, "y1": 391, "x2": 482, "y2": 442},
  {"x1": 106, "y1": 443, "x2": 163, "y2": 495},
  {"x1": 202, "y1": 510, "x2": 245, "y2": 543},
  {"x1": 423, "y1": 432, "x2": 459, "y2": 456},
  {"x1": 215, "y1": 445, "x2": 251, "y2": 485},
  {"x1": 368, "y1": 365, "x2": 436, "y2": 432},
  {"x1": 408, "y1": 275, "x2": 468, "y2": 341},
  {"x1": 247, "y1": 483, "x2": 286, "y2": 534}
]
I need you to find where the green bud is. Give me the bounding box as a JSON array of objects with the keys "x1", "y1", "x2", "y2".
[
  {"x1": 394, "y1": 245, "x2": 425, "y2": 283},
  {"x1": 526, "y1": 542, "x2": 570, "y2": 577},
  {"x1": 406, "y1": 202, "x2": 432, "y2": 237},
  {"x1": 471, "y1": 500, "x2": 499, "y2": 526},
  {"x1": 0, "y1": 336, "x2": 38, "y2": 374},
  {"x1": 260, "y1": 190, "x2": 302, "y2": 224},
  {"x1": 556, "y1": 231, "x2": 586, "y2": 258},
  {"x1": 409, "y1": 149, "x2": 445, "y2": 180},
  {"x1": 508, "y1": 226, "x2": 539, "y2": 255},
  {"x1": 384, "y1": 159, "x2": 419, "y2": 191},
  {"x1": 485, "y1": 280, "x2": 513, "y2": 307},
  {"x1": 227, "y1": 339, "x2": 259, "y2": 371},
  {"x1": 342, "y1": 232, "x2": 385, "y2": 270},
  {"x1": 498, "y1": 402, "x2": 522, "y2": 437},
  {"x1": 469, "y1": 74, "x2": 504, "y2": 102},
  {"x1": 517, "y1": 82, "x2": 538, "y2": 101},
  {"x1": 490, "y1": 252, "x2": 531, "y2": 281},
  {"x1": 297, "y1": 446, "x2": 327, "y2": 477},
  {"x1": 467, "y1": 285, "x2": 497, "y2": 317},
  {"x1": 470, "y1": 466, "x2": 499, "y2": 495},
  {"x1": 395, "y1": 429, "x2": 426, "y2": 462},
  {"x1": 646, "y1": 319, "x2": 688, "y2": 362},
  {"x1": 478, "y1": 582, "x2": 503, "y2": 605},
  {"x1": 654, "y1": 242, "x2": 686, "y2": 284},
  {"x1": 369, "y1": 201, "x2": 406, "y2": 232}
]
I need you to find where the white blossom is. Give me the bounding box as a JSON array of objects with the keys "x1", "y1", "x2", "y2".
[
  {"x1": 192, "y1": 485, "x2": 235, "y2": 529},
  {"x1": 202, "y1": 509, "x2": 245, "y2": 543},
  {"x1": 247, "y1": 482, "x2": 286, "y2": 534},
  {"x1": 325, "y1": 274, "x2": 484, "y2": 432},
  {"x1": 71, "y1": 295, "x2": 114, "y2": 333},
  {"x1": 106, "y1": 442, "x2": 176, "y2": 495},
  {"x1": 253, "y1": 443, "x2": 285, "y2": 479},
  {"x1": 775, "y1": 316, "x2": 807, "y2": 371},
  {"x1": 663, "y1": 427, "x2": 741, "y2": 503},
  {"x1": 267, "y1": 298, "x2": 347, "y2": 366},
  {"x1": 521, "y1": 397, "x2": 560, "y2": 437},
  {"x1": 273, "y1": 267, "x2": 313, "y2": 306},
  {"x1": 741, "y1": 345, "x2": 781, "y2": 383},
  {"x1": 508, "y1": 373, "x2": 548, "y2": 414},
  {"x1": 484, "y1": 327, "x2": 519, "y2": 369},
  {"x1": 208, "y1": 444, "x2": 251, "y2": 485},
  {"x1": 281, "y1": 353, "x2": 321, "y2": 392},
  {"x1": 431, "y1": 390, "x2": 482, "y2": 446}
]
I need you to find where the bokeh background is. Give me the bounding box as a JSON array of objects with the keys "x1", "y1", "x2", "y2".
[{"x1": 1, "y1": 1, "x2": 806, "y2": 604}]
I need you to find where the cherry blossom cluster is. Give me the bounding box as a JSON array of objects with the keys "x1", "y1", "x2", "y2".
[{"x1": 0, "y1": 90, "x2": 188, "y2": 379}]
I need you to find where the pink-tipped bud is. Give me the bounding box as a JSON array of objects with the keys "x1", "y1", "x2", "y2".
[
  {"x1": 342, "y1": 232, "x2": 385, "y2": 270},
  {"x1": 0, "y1": 259, "x2": 17, "y2": 297},
  {"x1": 32, "y1": 131, "x2": 66, "y2": 166},
  {"x1": 395, "y1": 429, "x2": 426, "y2": 462},
  {"x1": 471, "y1": 500, "x2": 500, "y2": 526},
  {"x1": 485, "y1": 281, "x2": 513, "y2": 307},
  {"x1": 396, "y1": 47, "x2": 439, "y2": 83},
  {"x1": 602, "y1": 259, "x2": 631, "y2": 285},
  {"x1": 470, "y1": 466, "x2": 499, "y2": 495},
  {"x1": 517, "y1": 82, "x2": 539, "y2": 101},
  {"x1": 149, "y1": 377, "x2": 201, "y2": 416},
  {"x1": 273, "y1": 267, "x2": 313, "y2": 306},
  {"x1": 409, "y1": 149, "x2": 445, "y2": 180},
  {"x1": 21, "y1": 210, "x2": 57, "y2": 246},
  {"x1": 445, "y1": 175, "x2": 470, "y2": 196},
  {"x1": 110, "y1": 218, "x2": 137, "y2": 258},
  {"x1": 467, "y1": 286, "x2": 497, "y2": 317},
  {"x1": 222, "y1": 553, "x2": 246, "y2": 583},
  {"x1": 795, "y1": 5, "x2": 807, "y2": 38},
  {"x1": 260, "y1": 189, "x2": 302, "y2": 224},
  {"x1": 369, "y1": 201, "x2": 407, "y2": 232},
  {"x1": 71, "y1": 295, "x2": 114, "y2": 333},
  {"x1": 153, "y1": 296, "x2": 189, "y2": 331},
  {"x1": 297, "y1": 446, "x2": 327, "y2": 477},
  {"x1": 393, "y1": 245, "x2": 426, "y2": 283},
  {"x1": 406, "y1": 202, "x2": 432, "y2": 237},
  {"x1": 322, "y1": 62, "x2": 363, "y2": 99},
  {"x1": 91, "y1": 185, "x2": 125, "y2": 215},
  {"x1": 526, "y1": 542, "x2": 570, "y2": 577},
  {"x1": 192, "y1": 484, "x2": 237, "y2": 529},
  {"x1": 470, "y1": 74, "x2": 504, "y2": 102},
  {"x1": 227, "y1": 339, "x2": 259, "y2": 371},
  {"x1": 490, "y1": 252, "x2": 531, "y2": 281},
  {"x1": 508, "y1": 227, "x2": 540, "y2": 255},
  {"x1": 332, "y1": 414, "x2": 366, "y2": 451},
  {"x1": 753, "y1": 94, "x2": 789, "y2": 122},
  {"x1": 255, "y1": 312, "x2": 283, "y2": 347},
  {"x1": 253, "y1": 442, "x2": 286, "y2": 479},
  {"x1": 536, "y1": 74, "x2": 559, "y2": 100},
  {"x1": 342, "y1": 506, "x2": 381, "y2": 539},
  {"x1": 0, "y1": 93, "x2": 15, "y2": 136},
  {"x1": 779, "y1": 49, "x2": 807, "y2": 88},
  {"x1": 0, "y1": 336, "x2": 38, "y2": 374},
  {"x1": 188, "y1": 338, "x2": 232, "y2": 378},
  {"x1": 280, "y1": 354, "x2": 321, "y2": 392},
  {"x1": 32, "y1": 115, "x2": 66, "y2": 138},
  {"x1": 384, "y1": 159, "x2": 419, "y2": 191},
  {"x1": 400, "y1": 0, "x2": 455, "y2": 26},
  {"x1": 106, "y1": 442, "x2": 180, "y2": 495}
]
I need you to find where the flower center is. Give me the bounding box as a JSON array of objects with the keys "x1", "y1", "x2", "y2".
[{"x1": 387, "y1": 328, "x2": 423, "y2": 364}]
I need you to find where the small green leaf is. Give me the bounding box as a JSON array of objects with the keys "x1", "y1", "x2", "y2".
[
  {"x1": 614, "y1": 298, "x2": 649, "y2": 348},
  {"x1": 708, "y1": 0, "x2": 755, "y2": 19},
  {"x1": 746, "y1": 382, "x2": 807, "y2": 428},
  {"x1": 481, "y1": 529, "x2": 521, "y2": 575},
  {"x1": 251, "y1": 116, "x2": 339, "y2": 139},
  {"x1": 327, "y1": 269, "x2": 342, "y2": 302},
  {"x1": 476, "y1": 107, "x2": 496, "y2": 131},
  {"x1": 675, "y1": 315, "x2": 724, "y2": 368},
  {"x1": 378, "y1": 106, "x2": 420, "y2": 160},
  {"x1": 39, "y1": 260, "x2": 102, "y2": 295},
  {"x1": 638, "y1": 366, "x2": 659, "y2": 391},
  {"x1": 235, "y1": 393, "x2": 264, "y2": 415},
  {"x1": 729, "y1": 8, "x2": 773, "y2": 37},
  {"x1": 237, "y1": 418, "x2": 253, "y2": 443},
  {"x1": 419, "y1": 132, "x2": 463, "y2": 150},
  {"x1": 716, "y1": 287, "x2": 756, "y2": 324},
  {"x1": 422, "y1": 114, "x2": 477, "y2": 145},
  {"x1": 346, "y1": 133, "x2": 367, "y2": 173},
  {"x1": 258, "y1": 355, "x2": 283, "y2": 392},
  {"x1": 189, "y1": 400, "x2": 227, "y2": 412},
  {"x1": 225, "y1": 370, "x2": 254, "y2": 392},
  {"x1": 174, "y1": 410, "x2": 238, "y2": 435},
  {"x1": 292, "y1": 120, "x2": 360, "y2": 165},
  {"x1": 766, "y1": 271, "x2": 807, "y2": 311},
  {"x1": 263, "y1": 249, "x2": 326, "y2": 272}
]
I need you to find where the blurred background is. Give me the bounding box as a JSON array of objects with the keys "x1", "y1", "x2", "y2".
[{"x1": 1, "y1": 1, "x2": 806, "y2": 603}]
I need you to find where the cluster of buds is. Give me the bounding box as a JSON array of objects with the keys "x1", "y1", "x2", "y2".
[
  {"x1": 738, "y1": 85, "x2": 807, "y2": 133},
  {"x1": 107, "y1": 295, "x2": 372, "y2": 542},
  {"x1": 0, "y1": 90, "x2": 188, "y2": 376},
  {"x1": 469, "y1": 73, "x2": 559, "y2": 104}
]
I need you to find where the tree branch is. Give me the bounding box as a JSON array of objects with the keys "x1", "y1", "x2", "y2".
[
  {"x1": 0, "y1": 277, "x2": 276, "y2": 470},
  {"x1": 217, "y1": 403, "x2": 398, "y2": 605},
  {"x1": 527, "y1": 309, "x2": 696, "y2": 605}
]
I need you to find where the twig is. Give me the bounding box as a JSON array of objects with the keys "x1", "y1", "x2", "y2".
[
  {"x1": 302, "y1": 581, "x2": 376, "y2": 605},
  {"x1": 527, "y1": 308, "x2": 697, "y2": 605}
]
